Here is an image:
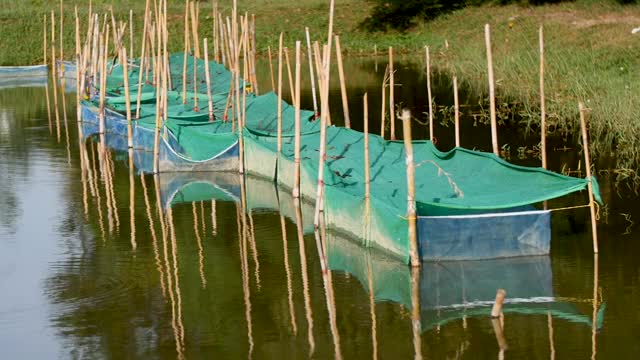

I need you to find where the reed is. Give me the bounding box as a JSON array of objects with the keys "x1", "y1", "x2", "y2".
[
  {"x1": 579, "y1": 102, "x2": 598, "y2": 254},
  {"x1": 335, "y1": 35, "x2": 350, "y2": 128},
  {"x1": 485, "y1": 24, "x2": 499, "y2": 155},
  {"x1": 401, "y1": 109, "x2": 419, "y2": 267}
]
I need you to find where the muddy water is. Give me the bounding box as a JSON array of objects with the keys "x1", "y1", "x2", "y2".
[{"x1": 0, "y1": 59, "x2": 639, "y2": 359}]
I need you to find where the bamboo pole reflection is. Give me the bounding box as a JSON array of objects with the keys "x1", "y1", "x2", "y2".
[
  {"x1": 192, "y1": 202, "x2": 207, "y2": 288},
  {"x1": 140, "y1": 173, "x2": 166, "y2": 299},
  {"x1": 411, "y1": 266, "x2": 423, "y2": 360},
  {"x1": 592, "y1": 254, "x2": 599, "y2": 360},
  {"x1": 312, "y1": 215, "x2": 342, "y2": 360},
  {"x1": 167, "y1": 206, "x2": 186, "y2": 359},
  {"x1": 211, "y1": 200, "x2": 217, "y2": 236},
  {"x1": 294, "y1": 199, "x2": 315, "y2": 354},
  {"x1": 247, "y1": 210, "x2": 261, "y2": 290},
  {"x1": 239, "y1": 173, "x2": 255, "y2": 357},
  {"x1": 280, "y1": 214, "x2": 297, "y2": 334},
  {"x1": 366, "y1": 253, "x2": 378, "y2": 360},
  {"x1": 107, "y1": 149, "x2": 120, "y2": 232},
  {"x1": 200, "y1": 200, "x2": 206, "y2": 234},
  {"x1": 128, "y1": 150, "x2": 136, "y2": 250},
  {"x1": 77, "y1": 126, "x2": 89, "y2": 219},
  {"x1": 97, "y1": 141, "x2": 114, "y2": 234},
  {"x1": 548, "y1": 312, "x2": 555, "y2": 360},
  {"x1": 90, "y1": 141, "x2": 105, "y2": 240}
]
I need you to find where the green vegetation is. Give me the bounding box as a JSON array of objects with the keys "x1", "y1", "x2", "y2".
[{"x1": 1, "y1": 0, "x2": 640, "y2": 168}]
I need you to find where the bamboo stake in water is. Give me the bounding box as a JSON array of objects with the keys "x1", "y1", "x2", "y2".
[
  {"x1": 485, "y1": 24, "x2": 499, "y2": 155},
  {"x1": 389, "y1": 47, "x2": 396, "y2": 140},
  {"x1": 277, "y1": 33, "x2": 283, "y2": 157},
  {"x1": 540, "y1": 25, "x2": 547, "y2": 169},
  {"x1": 364, "y1": 93, "x2": 371, "y2": 241},
  {"x1": 335, "y1": 35, "x2": 350, "y2": 128},
  {"x1": 411, "y1": 267, "x2": 423, "y2": 359},
  {"x1": 293, "y1": 41, "x2": 302, "y2": 198},
  {"x1": 426, "y1": 46, "x2": 434, "y2": 141},
  {"x1": 250, "y1": 14, "x2": 258, "y2": 95},
  {"x1": 59, "y1": 0, "x2": 64, "y2": 71},
  {"x1": 122, "y1": 48, "x2": 133, "y2": 148},
  {"x1": 51, "y1": 11, "x2": 61, "y2": 142},
  {"x1": 306, "y1": 27, "x2": 319, "y2": 118},
  {"x1": 44, "y1": 15, "x2": 52, "y2": 134},
  {"x1": 129, "y1": 10, "x2": 133, "y2": 62},
  {"x1": 75, "y1": 6, "x2": 81, "y2": 122},
  {"x1": 454, "y1": 75, "x2": 460, "y2": 147},
  {"x1": 402, "y1": 109, "x2": 420, "y2": 267},
  {"x1": 204, "y1": 38, "x2": 214, "y2": 121},
  {"x1": 381, "y1": 65, "x2": 388, "y2": 139},
  {"x1": 579, "y1": 102, "x2": 599, "y2": 253},
  {"x1": 213, "y1": 0, "x2": 219, "y2": 63},
  {"x1": 268, "y1": 46, "x2": 275, "y2": 91},
  {"x1": 284, "y1": 47, "x2": 295, "y2": 104}
]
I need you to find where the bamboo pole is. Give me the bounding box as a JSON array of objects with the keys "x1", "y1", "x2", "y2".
[
  {"x1": 193, "y1": 49, "x2": 199, "y2": 111},
  {"x1": 129, "y1": 150, "x2": 137, "y2": 251},
  {"x1": 182, "y1": 0, "x2": 190, "y2": 103},
  {"x1": 44, "y1": 15, "x2": 52, "y2": 134},
  {"x1": 364, "y1": 93, "x2": 370, "y2": 241},
  {"x1": 204, "y1": 38, "x2": 214, "y2": 121},
  {"x1": 284, "y1": 47, "x2": 295, "y2": 103},
  {"x1": 75, "y1": 6, "x2": 81, "y2": 122},
  {"x1": 591, "y1": 253, "x2": 599, "y2": 360},
  {"x1": 213, "y1": 0, "x2": 219, "y2": 63},
  {"x1": 293, "y1": 41, "x2": 302, "y2": 198},
  {"x1": 579, "y1": 102, "x2": 599, "y2": 253},
  {"x1": 268, "y1": 46, "x2": 275, "y2": 91},
  {"x1": 59, "y1": 0, "x2": 64, "y2": 69},
  {"x1": 426, "y1": 46, "x2": 433, "y2": 141},
  {"x1": 122, "y1": 48, "x2": 133, "y2": 148},
  {"x1": 136, "y1": 0, "x2": 150, "y2": 119},
  {"x1": 277, "y1": 33, "x2": 283, "y2": 157},
  {"x1": 389, "y1": 47, "x2": 395, "y2": 140},
  {"x1": 99, "y1": 26, "x2": 109, "y2": 136},
  {"x1": 306, "y1": 27, "x2": 319, "y2": 118},
  {"x1": 218, "y1": 13, "x2": 227, "y2": 66},
  {"x1": 129, "y1": 10, "x2": 133, "y2": 62},
  {"x1": 250, "y1": 14, "x2": 258, "y2": 95},
  {"x1": 190, "y1": 0, "x2": 201, "y2": 58},
  {"x1": 540, "y1": 25, "x2": 547, "y2": 169},
  {"x1": 335, "y1": 35, "x2": 350, "y2": 128},
  {"x1": 485, "y1": 24, "x2": 499, "y2": 155},
  {"x1": 454, "y1": 76, "x2": 460, "y2": 147},
  {"x1": 381, "y1": 65, "x2": 387, "y2": 138},
  {"x1": 491, "y1": 289, "x2": 506, "y2": 318},
  {"x1": 51, "y1": 11, "x2": 61, "y2": 142},
  {"x1": 402, "y1": 109, "x2": 420, "y2": 267}
]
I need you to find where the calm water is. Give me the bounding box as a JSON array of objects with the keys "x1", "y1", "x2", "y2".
[{"x1": 1, "y1": 60, "x2": 639, "y2": 359}]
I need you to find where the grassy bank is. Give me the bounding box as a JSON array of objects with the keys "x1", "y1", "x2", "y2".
[{"x1": 2, "y1": 0, "x2": 640, "y2": 168}]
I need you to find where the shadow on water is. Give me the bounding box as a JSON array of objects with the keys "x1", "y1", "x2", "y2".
[{"x1": 0, "y1": 57, "x2": 639, "y2": 358}]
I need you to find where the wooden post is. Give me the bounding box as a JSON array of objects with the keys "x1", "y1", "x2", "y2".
[
  {"x1": 491, "y1": 289, "x2": 506, "y2": 318},
  {"x1": 389, "y1": 47, "x2": 396, "y2": 140},
  {"x1": 402, "y1": 109, "x2": 420, "y2": 267},
  {"x1": 454, "y1": 76, "x2": 460, "y2": 147},
  {"x1": 122, "y1": 48, "x2": 133, "y2": 148},
  {"x1": 306, "y1": 27, "x2": 319, "y2": 118},
  {"x1": 579, "y1": 102, "x2": 599, "y2": 253},
  {"x1": 540, "y1": 25, "x2": 547, "y2": 169},
  {"x1": 204, "y1": 38, "x2": 214, "y2": 121},
  {"x1": 268, "y1": 46, "x2": 275, "y2": 91},
  {"x1": 426, "y1": 46, "x2": 434, "y2": 141},
  {"x1": 335, "y1": 35, "x2": 350, "y2": 128},
  {"x1": 364, "y1": 93, "x2": 370, "y2": 241},
  {"x1": 44, "y1": 15, "x2": 52, "y2": 134},
  {"x1": 485, "y1": 24, "x2": 499, "y2": 155},
  {"x1": 277, "y1": 33, "x2": 283, "y2": 157},
  {"x1": 293, "y1": 41, "x2": 302, "y2": 198}
]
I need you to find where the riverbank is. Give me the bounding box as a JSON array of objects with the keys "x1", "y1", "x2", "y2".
[{"x1": 2, "y1": 0, "x2": 640, "y2": 168}]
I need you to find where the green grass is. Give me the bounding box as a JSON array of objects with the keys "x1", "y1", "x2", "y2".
[{"x1": 2, "y1": 0, "x2": 640, "y2": 167}]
